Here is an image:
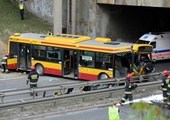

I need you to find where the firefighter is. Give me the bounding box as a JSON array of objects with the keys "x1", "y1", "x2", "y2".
[
  {"x1": 27, "y1": 65, "x2": 39, "y2": 95},
  {"x1": 1, "y1": 54, "x2": 9, "y2": 73},
  {"x1": 160, "y1": 70, "x2": 169, "y2": 106},
  {"x1": 108, "y1": 101, "x2": 120, "y2": 120},
  {"x1": 167, "y1": 75, "x2": 170, "y2": 109},
  {"x1": 119, "y1": 74, "x2": 138, "y2": 106}
]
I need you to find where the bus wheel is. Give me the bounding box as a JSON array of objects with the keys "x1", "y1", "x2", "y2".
[
  {"x1": 99, "y1": 73, "x2": 109, "y2": 80},
  {"x1": 35, "y1": 64, "x2": 44, "y2": 75}
]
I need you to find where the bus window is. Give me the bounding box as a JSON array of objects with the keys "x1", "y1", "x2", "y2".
[
  {"x1": 79, "y1": 51, "x2": 94, "y2": 67},
  {"x1": 32, "y1": 45, "x2": 46, "y2": 61},
  {"x1": 10, "y1": 42, "x2": 18, "y2": 57},
  {"x1": 47, "y1": 47, "x2": 61, "y2": 63},
  {"x1": 95, "y1": 52, "x2": 113, "y2": 70}
]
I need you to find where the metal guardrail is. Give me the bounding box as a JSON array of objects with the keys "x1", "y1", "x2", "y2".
[
  {"x1": 0, "y1": 71, "x2": 163, "y2": 110},
  {"x1": 0, "y1": 80, "x2": 161, "y2": 110}
]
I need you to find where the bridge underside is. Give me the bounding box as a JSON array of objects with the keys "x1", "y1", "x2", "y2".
[
  {"x1": 97, "y1": 0, "x2": 170, "y2": 8},
  {"x1": 96, "y1": 4, "x2": 170, "y2": 42}
]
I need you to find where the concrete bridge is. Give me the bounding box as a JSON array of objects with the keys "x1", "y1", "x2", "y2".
[{"x1": 23, "y1": 0, "x2": 170, "y2": 42}]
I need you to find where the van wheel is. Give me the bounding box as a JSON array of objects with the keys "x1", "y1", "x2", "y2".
[
  {"x1": 35, "y1": 64, "x2": 44, "y2": 75},
  {"x1": 99, "y1": 73, "x2": 109, "y2": 80}
]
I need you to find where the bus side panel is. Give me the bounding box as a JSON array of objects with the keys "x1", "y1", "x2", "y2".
[
  {"x1": 32, "y1": 60, "x2": 62, "y2": 76},
  {"x1": 7, "y1": 58, "x2": 17, "y2": 69},
  {"x1": 78, "y1": 67, "x2": 113, "y2": 80}
]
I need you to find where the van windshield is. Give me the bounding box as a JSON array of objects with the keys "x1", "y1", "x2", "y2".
[{"x1": 136, "y1": 40, "x2": 150, "y2": 44}]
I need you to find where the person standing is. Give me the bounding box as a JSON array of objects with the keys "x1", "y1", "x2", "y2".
[
  {"x1": 1, "y1": 54, "x2": 9, "y2": 73},
  {"x1": 27, "y1": 65, "x2": 39, "y2": 95},
  {"x1": 160, "y1": 70, "x2": 169, "y2": 106},
  {"x1": 108, "y1": 101, "x2": 120, "y2": 120},
  {"x1": 119, "y1": 74, "x2": 138, "y2": 106},
  {"x1": 19, "y1": 1, "x2": 25, "y2": 20}
]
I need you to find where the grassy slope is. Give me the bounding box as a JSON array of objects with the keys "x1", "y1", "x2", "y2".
[{"x1": 0, "y1": 0, "x2": 53, "y2": 44}]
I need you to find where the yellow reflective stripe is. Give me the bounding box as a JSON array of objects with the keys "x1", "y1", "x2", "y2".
[
  {"x1": 162, "y1": 88, "x2": 167, "y2": 91},
  {"x1": 163, "y1": 97, "x2": 167, "y2": 100},
  {"x1": 122, "y1": 98, "x2": 126, "y2": 101},
  {"x1": 30, "y1": 82, "x2": 37, "y2": 84},
  {"x1": 31, "y1": 75, "x2": 38, "y2": 79},
  {"x1": 3, "y1": 57, "x2": 7, "y2": 59},
  {"x1": 125, "y1": 91, "x2": 132, "y2": 94}
]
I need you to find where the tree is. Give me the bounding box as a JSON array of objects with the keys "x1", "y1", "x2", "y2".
[{"x1": 128, "y1": 102, "x2": 168, "y2": 120}]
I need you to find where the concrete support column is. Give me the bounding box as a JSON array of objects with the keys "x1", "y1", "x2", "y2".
[
  {"x1": 67, "y1": 0, "x2": 76, "y2": 34},
  {"x1": 71, "y1": 0, "x2": 76, "y2": 34},
  {"x1": 54, "y1": 0, "x2": 62, "y2": 35}
]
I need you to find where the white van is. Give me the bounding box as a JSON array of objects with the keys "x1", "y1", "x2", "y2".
[{"x1": 136, "y1": 32, "x2": 170, "y2": 61}]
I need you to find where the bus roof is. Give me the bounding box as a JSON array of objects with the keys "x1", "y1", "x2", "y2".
[
  {"x1": 11, "y1": 33, "x2": 92, "y2": 43},
  {"x1": 78, "y1": 39, "x2": 133, "y2": 48},
  {"x1": 10, "y1": 33, "x2": 134, "y2": 53}
]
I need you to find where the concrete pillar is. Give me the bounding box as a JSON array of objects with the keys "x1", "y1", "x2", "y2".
[
  {"x1": 67, "y1": 0, "x2": 76, "y2": 34},
  {"x1": 71, "y1": 0, "x2": 76, "y2": 34},
  {"x1": 54, "y1": 0, "x2": 62, "y2": 35}
]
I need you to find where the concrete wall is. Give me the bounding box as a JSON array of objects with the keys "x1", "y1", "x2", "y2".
[{"x1": 24, "y1": 0, "x2": 67, "y2": 29}]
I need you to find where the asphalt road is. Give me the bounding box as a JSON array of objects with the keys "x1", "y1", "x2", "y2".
[{"x1": 32, "y1": 105, "x2": 131, "y2": 120}]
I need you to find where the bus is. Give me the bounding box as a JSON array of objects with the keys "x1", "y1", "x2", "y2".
[{"x1": 7, "y1": 33, "x2": 154, "y2": 80}]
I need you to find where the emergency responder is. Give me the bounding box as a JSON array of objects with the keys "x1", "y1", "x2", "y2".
[
  {"x1": 160, "y1": 70, "x2": 169, "y2": 106},
  {"x1": 119, "y1": 74, "x2": 138, "y2": 106},
  {"x1": 27, "y1": 65, "x2": 39, "y2": 96},
  {"x1": 1, "y1": 54, "x2": 9, "y2": 73},
  {"x1": 108, "y1": 101, "x2": 120, "y2": 120},
  {"x1": 167, "y1": 75, "x2": 170, "y2": 109},
  {"x1": 19, "y1": 1, "x2": 25, "y2": 20}
]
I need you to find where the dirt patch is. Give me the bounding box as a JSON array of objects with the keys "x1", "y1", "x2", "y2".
[{"x1": 0, "y1": 39, "x2": 8, "y2": 59}]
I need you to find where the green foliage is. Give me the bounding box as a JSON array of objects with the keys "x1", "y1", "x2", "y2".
[
  {"x1": 129, "y1": 102, "x2": 168, "y2": 120},
  {"x1": 0, "y1": 0, "x2": 52, "y2": 44}
]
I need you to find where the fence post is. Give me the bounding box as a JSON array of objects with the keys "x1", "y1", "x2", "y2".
[{"x1": 0, "y1": 93, "x2": 4, "y2": 103}]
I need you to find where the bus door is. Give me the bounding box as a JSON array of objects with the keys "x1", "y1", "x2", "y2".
[
  {"x1": 18, "y1": 44, "x2": 31, "y2": 70},
  {"x1": 62, "y1": 49, "x2": 78, "y2": 78}
]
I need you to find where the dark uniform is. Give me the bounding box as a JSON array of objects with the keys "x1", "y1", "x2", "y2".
[
  {"x1": 27, "y1": 69, "x2": 39, "y2": 89},
  {"x1": 120, "y1": 74, "x2": 138, "y2": 106},
  {"x1": 167, "y1": 76, "x2": 170, "y2": 109},
  {"x1": 1, "y1": 54, "x2": 9, "y2": 73},
  {"x1": 161, "y1": 70, "x2": 169, "y2": 106}
]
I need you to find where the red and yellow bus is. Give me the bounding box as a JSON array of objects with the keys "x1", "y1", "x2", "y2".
[{"x1": 7, "y1": 33, "x2": 154, "y2": 80}]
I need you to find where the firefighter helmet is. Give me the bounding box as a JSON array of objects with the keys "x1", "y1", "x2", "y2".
[
  {"x1": 168, "y1": 76, "x2": 170, "y2": 80},
  {"x1": 126, "y1": 74, "x2": 132, "y2": 79},
  {"x1": 6, "y1": 53, "x2": 9, "y2": 57},
  {"x1": 30, "y1": 65, "x2": 35, "y2": 70},
  {"x1": 163, "y1": 70, "x2": 169, "y2": 75}
]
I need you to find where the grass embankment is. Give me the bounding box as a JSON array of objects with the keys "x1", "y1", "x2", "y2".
[{"x1": 0, "y1": 0, "x2": 53, "y2": 44}]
